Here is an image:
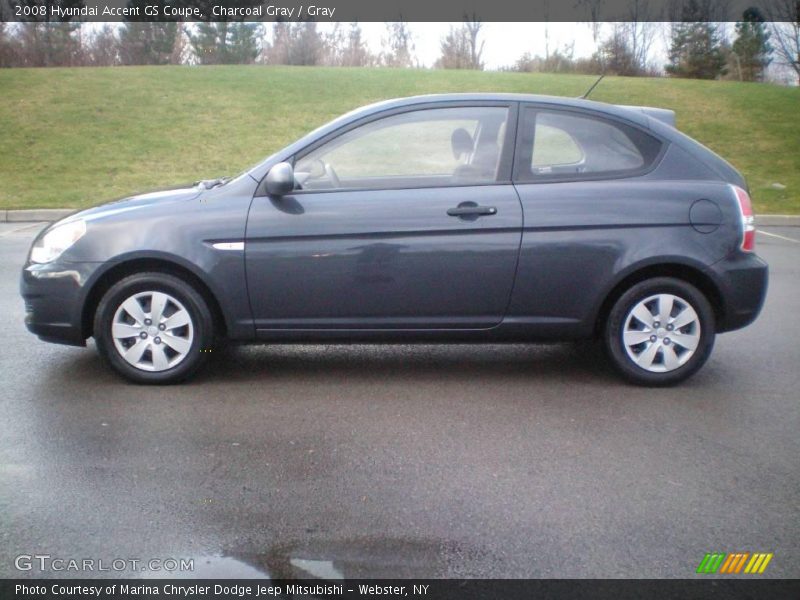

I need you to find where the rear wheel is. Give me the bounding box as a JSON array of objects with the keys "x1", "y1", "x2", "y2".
[
  {"x1": 94, "y1": 272, "x2": 214, "y2": 384},
  {"x1": 604, "y1": 277, "x2": 715, "y2": 386}
]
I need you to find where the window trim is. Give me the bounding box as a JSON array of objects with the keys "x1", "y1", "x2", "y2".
[
  {"x1": 512, "y1": 104, "x2": 667, "y2": 185},
  {"x1": 256, "y1": 101, "x2": 519, "y2": 197}
]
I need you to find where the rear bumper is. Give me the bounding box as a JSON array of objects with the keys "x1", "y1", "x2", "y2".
[
  {"x1": 20, "y1": 261, "x2": 102, "y2": 347},
  {"x1": 709, "y1": 252, "x2": 768, "y2": 333}
]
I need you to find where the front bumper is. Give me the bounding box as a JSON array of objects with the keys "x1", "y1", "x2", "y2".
[
  {"x1": 20, "y1": 260, "x2": 103, "y2": 346},
  {"x1": 709, "y1": 251, "x2": 768, "y2": 333}
]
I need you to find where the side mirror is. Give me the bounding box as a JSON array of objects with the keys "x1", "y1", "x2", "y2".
[{"x1": 265, "y1": 162, "x2": 295, "y2": 196}]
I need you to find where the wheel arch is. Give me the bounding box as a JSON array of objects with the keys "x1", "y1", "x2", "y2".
[
  {"x1": 593, "y1": 261, "x2": 725, "y2": 337},
  {"x1": 81, "y1": 256, "x2": 228, "y2": 340}
]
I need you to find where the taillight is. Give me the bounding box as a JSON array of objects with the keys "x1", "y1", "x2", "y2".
[{"x1": 731, "y1": 185, "x2": 755, "y2": 252}]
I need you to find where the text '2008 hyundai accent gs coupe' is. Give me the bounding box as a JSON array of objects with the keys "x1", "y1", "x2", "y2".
[{"x1": 21, "y1": 94, "x2": 768, "y2": 385}]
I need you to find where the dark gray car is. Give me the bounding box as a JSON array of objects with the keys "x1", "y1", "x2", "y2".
[{"x1": 21, "y1": 93, "x2": 768, "y2": 385}]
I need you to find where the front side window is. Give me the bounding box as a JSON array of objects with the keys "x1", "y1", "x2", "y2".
[
  {"x1": 516, "y1": 108, "x2": 662, "y2": 182},
  {"x1": 295, "y1": 106, "x2": 509, "y2": 191}
]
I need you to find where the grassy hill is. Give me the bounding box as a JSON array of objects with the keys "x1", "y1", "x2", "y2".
[{"x1": 0, "y1": 66, "x2": 797, "y2": 213}]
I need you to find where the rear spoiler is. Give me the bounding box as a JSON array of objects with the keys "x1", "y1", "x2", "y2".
[{"x1": 617, "y1": 105, "x2": 676, "y2": 128}]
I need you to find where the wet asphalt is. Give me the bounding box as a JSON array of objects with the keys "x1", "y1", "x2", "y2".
[{"x1": 1, "y1": 223, "x2": 798, "y2": 579}]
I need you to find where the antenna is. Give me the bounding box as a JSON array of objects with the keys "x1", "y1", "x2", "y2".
[{"x1": 581, "y1": 74, "x2": 605, "y2": 100}]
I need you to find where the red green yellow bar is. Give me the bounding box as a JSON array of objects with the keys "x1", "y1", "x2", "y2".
[{"x1": 698, "y1": 552, "x2": 773, "y2": 574}]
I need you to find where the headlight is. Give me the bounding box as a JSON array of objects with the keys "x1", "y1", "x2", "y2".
[{"x1": 30, "y1": 219, "x2": 86, "y2": 264}]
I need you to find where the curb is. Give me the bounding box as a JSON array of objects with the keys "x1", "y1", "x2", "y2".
[
  {"x1": 2, "y1": 209, "x2": 75, "y2": 223},
  {"x1": 757, "y1": 215, "x2": 800, "y2": 227},
  {"x1": 2, "y1": 209, "x2": 799, "y2": 226}
]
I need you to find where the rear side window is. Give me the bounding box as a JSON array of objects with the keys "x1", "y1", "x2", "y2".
[{"x1": 515, "y1": 107, "x2": 662, "y2": 182}]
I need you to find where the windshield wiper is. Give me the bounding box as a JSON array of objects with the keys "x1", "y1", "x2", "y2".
[{"x1": 195, "y1": 177, "x2": 230, "y2": 189}]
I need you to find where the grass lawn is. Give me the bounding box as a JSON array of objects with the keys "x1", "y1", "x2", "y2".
[{"x1": 0, "y1": 66, "x2": 798, "y2": 213}]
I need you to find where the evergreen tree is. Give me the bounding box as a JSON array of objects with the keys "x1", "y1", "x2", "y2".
[
  {"x1": 731, "y1": 8, "x2": 772, "y2": 81},
  {"x1": 119, "y1": 1, "x2": 177, "y2": 66},
  {"x1": 186, "y1": 7, "x2": 264, "y2": 65},
  {"x1": 288, "y1": 22, "x2": 324, "y2": 65},
  {"x1": 666, "y1": 2, "x2": 728, "y2": 80},
  {"x1": 186, "y1": 0, "x2": 263, "y2": 66},
  {"x1": 11, "y1": 1, "x2": 85, "y2": 67},
  {"x1": 188, "y1": 21, "x2": 226, "y2": 65},
  {"x1": 224, "y1": 23, "x2": 262, "y2": 64}
]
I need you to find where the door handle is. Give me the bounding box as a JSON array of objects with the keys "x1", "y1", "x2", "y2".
[{"x1": 447, "y1": 204, "x2": 498, "y2": 217}]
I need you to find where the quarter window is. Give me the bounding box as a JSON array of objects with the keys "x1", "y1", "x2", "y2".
[
  {"x1": 516, "y1": 108, "x2": 662, "y2": 182},
  {"x1": 295, "y1": 106, "x2": 509, "y2": 191}
]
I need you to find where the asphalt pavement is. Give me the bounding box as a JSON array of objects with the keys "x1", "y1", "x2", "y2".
[{"x1": 1, "y1": 222, "x2": 798, "y2": 579}]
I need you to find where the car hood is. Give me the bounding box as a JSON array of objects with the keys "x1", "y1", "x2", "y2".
[{"x1": 65, "y1": 184, "x2": 204, "y2": 224}]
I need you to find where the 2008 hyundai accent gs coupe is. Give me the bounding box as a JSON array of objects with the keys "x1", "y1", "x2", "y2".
[{"x1": 21, "y1": 94, "x2": 768, "y2": 385}]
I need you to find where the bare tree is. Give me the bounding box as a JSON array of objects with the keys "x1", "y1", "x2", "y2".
[
  {"x1": 14, "y1": 23, "x2": 82, "y2": 66},
  {"x1": 321, "y1": 23, "x2": 345, "y2": 66},
  {"x1": 341, "y1": 23, "x2": 374, "y2": 66},
  {"x1": 544, "y1": 0, "x2": 551, "y2": 59},
  {"x1": 86, "y1": 24, "x2": 119, "y2": 66},
  {"x1": 170, "y1": 26, "x2": 189, "y2": 65},
  {"x1": 510, "y1": 43, "x2": 587, "y2": 74},
  {"x1": 0, "y1": 22, "x2": 18, "y2": 67},
  {"x1": 435, "y1": 17, "x2": 485, "y2": 69},
  {"x1": 577, "y1": 0, "x2": 605, "y2": 44},
  {"x1": 6, "y1": 1, "x2": 88, "y2": 66},
  {"x1": 435, "y1": 26, "x2": 471, "y2": 68},
  {"x1": 765, "y1": 0, "x2": 800, "y2": 83},
  {"x1": 263, "y1": 21, "x2": 291, "y2": 64},
  {"x1": 625, "y1": 0, "x2": 659, "y2": 72},
  {"x1": 381, "y1": 21, "x2": 415, "y2": 67},
  {"x1": 263, "y1": 22, "x2": 324, "y2": 66},
  {"x1": 464, "y1": 16, "x2": 485, "y2": 68},
  {"x1": 596, "y1": 24, "x2": 641, "y2": 74},
  {"x1": 319, "y1": 23, "x2": 374, "y2": 67}
]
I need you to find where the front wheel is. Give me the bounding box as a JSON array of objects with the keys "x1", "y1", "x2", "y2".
[
  {"x1": 604, "y1": 277, "x2": 715, "y2": 386},
  {"x1": 93, "y1": 272, "x2": 215, "y2": 384}
]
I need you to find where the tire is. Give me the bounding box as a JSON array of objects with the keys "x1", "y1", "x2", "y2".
[
  {"x1": 604, "y1": 277, "x2": 715, "y2": 386},
  {"x1": 93, "y1": 272, "x2": 215, "y2": 384}
]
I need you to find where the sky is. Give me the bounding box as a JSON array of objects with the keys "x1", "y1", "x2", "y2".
[
  {"x1": 75, "y1": 20, "x2": 795, "y2": 83},
  {"x1": 316, "y1": 22, "x2": 672, "y2": 70},
  {"x1": 321, "y1": 21, "x2": 795, "y2": 84}
]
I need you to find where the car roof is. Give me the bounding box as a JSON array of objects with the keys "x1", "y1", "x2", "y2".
[{"x1": 335, "y1": 93, "x2": 652, "y2": 127}]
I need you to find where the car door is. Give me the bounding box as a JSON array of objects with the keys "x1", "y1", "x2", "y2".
[
  {"x1": 245, "y1": 102, "x2": 523, "y2": 333},
  {"x1": 507, "y1": 104, "x2": 691, "y2": 335}
]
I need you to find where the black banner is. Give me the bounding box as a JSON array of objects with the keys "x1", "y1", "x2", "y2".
[
  {"x1": 0, "y1": 0, "x2": 793, "y2": 22},
  {"x1": 3, "y1": 579, "x2": 800, "y2": 600}
]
